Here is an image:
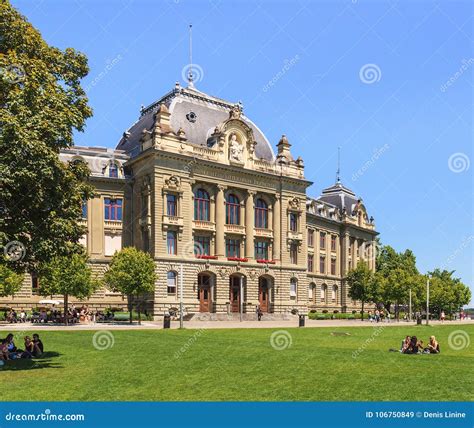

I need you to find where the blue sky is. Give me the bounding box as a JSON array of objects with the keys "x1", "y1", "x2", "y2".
[{"x1": 13, "y1": 0, "x2": 473, "y2": 301}]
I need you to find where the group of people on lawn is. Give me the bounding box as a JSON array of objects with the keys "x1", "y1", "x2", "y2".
[
  {"x1": 400, "y1": 335, "x2": 440, "y2": 354},
  {"x1": 5, "y1": 305, "x2": 95, "y2": 324},
  {"x1": 0, "y1": 333, "x2": 44, "y2": 361}
]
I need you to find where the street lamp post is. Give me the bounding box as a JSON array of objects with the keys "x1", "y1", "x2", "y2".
[
  {"x1": 179, "y1": 263, "x2": 184, "y2": 329},
  {"x1": 426, "y1": 276, "x2": 430, "y2": 326}
]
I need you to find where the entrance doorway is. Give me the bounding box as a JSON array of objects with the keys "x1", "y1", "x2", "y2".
[
  {"x1": 229, "y1": 275, "x2": 242, "y2": 313},
  {"x1": 198, "y1": 273, "x2": 212, "y2": 312},
  {"x1": 258, "y1": 277, "x2": 271, "y2": 312}
]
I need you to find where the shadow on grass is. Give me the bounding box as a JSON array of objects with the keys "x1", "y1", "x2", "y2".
[{"x1": 1, "y1": 351, "x2": 63, "y2": 371}]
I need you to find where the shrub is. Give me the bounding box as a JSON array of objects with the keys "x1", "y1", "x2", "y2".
[
  {"x1": 333, "y1": 310, "x2": 339, "y2": 314},
  {"x1": 322, "y1": 309, "x2": 328, "y2": 314}
]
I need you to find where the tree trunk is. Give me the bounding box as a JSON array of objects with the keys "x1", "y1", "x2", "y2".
[
  {"x1": 64, "y1": 294, "x2": 69, "y2": 326},
  {"x1": 361, "y1": 301, "x2": 365, "y2": 321},
  {"x1": 128, "y1": 295, "x2": 132, "y2": 324},
  {"x1": 138, "y1": 295, "x2": 141, "y2": 326}
]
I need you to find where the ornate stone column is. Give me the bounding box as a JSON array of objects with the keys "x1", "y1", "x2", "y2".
[
  {"x1": 245, "y1": 191, "x2": 255, "y2": 259},
  {"x1": 215, "y1": 185, "x2": 226, "y2": 257},
  {"x1": 273, "y1": 195, "x2": 281, "y2": 261}
]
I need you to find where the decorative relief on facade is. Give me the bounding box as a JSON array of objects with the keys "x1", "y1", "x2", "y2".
[
  {"x1": 228, "y1": 133, "x2": 244, "y2": 164},
  {"x1": 164, "y1": 175, "x2": 181, "y2": 189}
]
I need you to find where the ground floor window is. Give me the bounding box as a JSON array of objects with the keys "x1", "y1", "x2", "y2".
[
  {"x1": 167, "y1": 271, "x2": 177, "y2": 295},
  {"x1": 290, "y1": 278, "x2": 297, "y2": 298}
]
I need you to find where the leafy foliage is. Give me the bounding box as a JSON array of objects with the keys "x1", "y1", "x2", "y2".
[
  {"x1": 346, "y1": 261, "x2": 377, "y2": 319},
  {"x1": 0, "y1": 263, "x2": 24, "y2": 297},
  {"x1": 38, "y1": 252, "x2": 99, "y2": 323},
  {"x1": 0, "y1": 0, "x2": 94, "y2": 273}
]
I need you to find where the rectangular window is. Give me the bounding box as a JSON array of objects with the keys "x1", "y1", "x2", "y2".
[
  {"x1": 331, "y1": 258, "x2": 337, "y2": 275},
  {"x1": 226, "y1": 239, "x2": 240, "y2": 257},
  {"x1": 320, "y1": 232, "x2": 326, "y2": 250},
  {"x1": 255, "y1": 241, "x2": 269, "y2": 260},
  {"x1": 167, "y1": 194, "x2": 178, "y2": 217},
  {"x1": 289, "y1": 213, "x2": 298, "y2": 232},
  {"x1": 104, "y1": 198, "x2": 123, "y2": 221},
  {"x1": 290, "y1": 243, "x2": 298, "y2": 264},
  {"x1": 81, "y1": 201, "x2": 87, "y2": 219},
  {"x1": 348, "y1": 260, "x2": 352, "y2": 270},
  {"x1": 331, "y1": 235, "x2": 337, "y2": 252},
  {"x1": 319, "y1": 256, "x2": 326, "y2": 274},
  {"x1": 167, "y1": 272, "x2": 177, "y2": 295},
  {"x1": 194, "y1": 236, "x2": 211, "y2": 256},
  {"x1": 290, "y1": 280, "x2": 297, "y2": 297},
  {"x1": 167, "y1": 231, "x2": 177, "y2": 255},
  {"x1": 307, "y1": 254, "x2": 314, "y2": 272},
  {"x1": 308, "y1": 229, "x2": 314, "y2": 247},
  {"x1": 31, "y1": 273, "x2": 39, "y2": 294}
]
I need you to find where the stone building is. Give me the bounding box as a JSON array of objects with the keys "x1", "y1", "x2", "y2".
[{"x1": 2, "y1": 81, "x2": 378, "y2": 317}]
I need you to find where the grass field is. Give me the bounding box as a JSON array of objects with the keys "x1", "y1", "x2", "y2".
[{"x1": 0, "y1": 324, "x2": 472, "y2": 401}]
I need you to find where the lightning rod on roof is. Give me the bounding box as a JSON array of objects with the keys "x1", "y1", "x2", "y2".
[
  {"x1": 188, "y1": 24, "x2": 194, "y2": 88},
  {"x1": 336, "y1": 146, "x2": 341, "y2": 184}
]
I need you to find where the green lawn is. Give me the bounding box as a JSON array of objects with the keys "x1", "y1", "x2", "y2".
[{"x1": 1, "y1": 324, "x2": 472, "y2": 401}]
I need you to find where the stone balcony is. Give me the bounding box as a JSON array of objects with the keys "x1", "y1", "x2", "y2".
[
  {"x1": 224, "y1": 224, "x2": 246, "y2": 235},
  {"x1": 287, "y1": 231, "x2": 303, "y2": 241},
  {"x1": 255, "y1": 228, "x2": 273, "y2": 239},
  {"x1": 162, "y1": 215, "x2": 184, "y2": 227},
  {"x1": 192, "y1": 220, "x2": 216, "y2": 232},
  {"x1": 104, "y1": 220, "x2": 122, "y2": 230}
]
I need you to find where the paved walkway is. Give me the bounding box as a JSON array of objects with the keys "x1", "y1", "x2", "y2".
[{"x1": 0, "y1": 319, "x2": 472, "y2": 331}]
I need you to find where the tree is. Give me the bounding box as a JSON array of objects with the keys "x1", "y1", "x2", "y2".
[
  {"x1": 0, "y1": 1, "x2": 94, "y2": 273},
  {"x1": 376, "y1": 245, "x2": 422, "y2": 318},
  {"x1": 426, "y1": 269, "x2": 471, "y2": 317},
  {"x1": 38, "y1": 253, "x2": 99, "y2": 325},
  {"x1": 103, "y1": 248, "x2": 156, "y2": 324},
  {"x1": 0, "y1": 263, "x2": 24, "y2": 297},
  {"x1": 347, "y1": 262, "x2": 377, "y2": 320}
]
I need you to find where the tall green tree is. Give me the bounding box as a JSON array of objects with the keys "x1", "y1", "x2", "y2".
[
  {"x1": 0, "y1": 0, "x2": 94, "y2": 273},
  {"x1": 103, "y1": 248, "x2": 156, "y2": 324},
  {"x1": 0, "y1": 263, "x2": 24, "y2": 297},
  {"x1": 39, "y1": 253, "x2": 99, "y2": 325},
  {"x1": 425, "y1": 269, "x2": 471, "y2": 316},
  {"x1": 347, "y1": 262, "x2": 377, "y2": 320}
]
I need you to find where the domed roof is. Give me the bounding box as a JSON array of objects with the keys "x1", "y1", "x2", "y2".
[
  {"x1": 116, "y1": 83, "x2": 275, "y2": 161},
  {"x1": 318, "y1": 180, "x2": 361, "y2": 214}
]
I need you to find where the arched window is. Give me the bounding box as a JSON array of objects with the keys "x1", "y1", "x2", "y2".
[
  {"x1": 167, "y1": 271, "x2": 177, "y2": 295},
  {"x1": 321, "y1": 284, "x2": 327, "y2": 303},
  {"x1": 290, "y1": 278, "x2": 297, "y2": 298},
  {"x1": 332, "y1": 285, "x2": 338, "y2": 302},
  {"x1": 109, "y1": 163, "x2": 119, "y2": 178},
  {"x1": 308, "y1": 283, "x2": 315, "y2": 301},
  {"x1": 226, "y1": 194, "x2": 240, "y2": 224},
  {"x1": 194, "y1": 189, "x2": 210, "y2": 221},
  {"x1": 254, "y1": 198, "x2": 268, "y2": 228}
]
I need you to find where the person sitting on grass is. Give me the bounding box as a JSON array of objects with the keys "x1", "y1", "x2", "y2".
[
  {"x1": 400, "y1": 335, "x2": 411, "y2": 352},
  {"x1": 32, "y1": 334, "x2": 44, "y2": 357},
  {"x1": 425, "y1": 336, "x2": 440, "y2": 354},
  {"x1": 3, "y1": 334, "x2": 17, "y2": 353},
  {"x1": 21, "y1": 336, "x2": 34, "y2": 359},
  {"x1": 403, "y1": 336, "x2": 419, "y2": 354},
  {"x1": 0, "y1": 340, "x2": 9, "y2": 361}
]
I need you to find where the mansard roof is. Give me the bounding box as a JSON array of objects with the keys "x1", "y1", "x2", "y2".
[{"x1": 116, "y1": 83, "x2": 275, "y2": 161}]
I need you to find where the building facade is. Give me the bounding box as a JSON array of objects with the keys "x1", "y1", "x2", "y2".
[{"x1": 3, "y1": 82, "x2": 378, "y2": 316}]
